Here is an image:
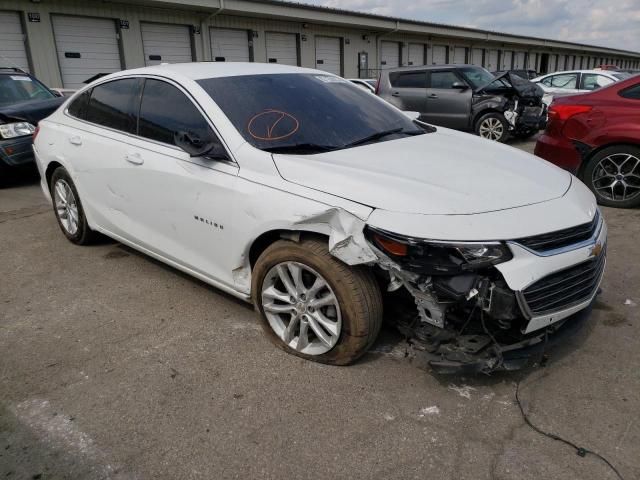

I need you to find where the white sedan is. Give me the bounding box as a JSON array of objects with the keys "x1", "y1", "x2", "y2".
[
  {"x1": 34, "y1": 63, "x2": 606, "y2": 373},
  {"x1": 532, "y1": 69, "x2": 630, "y2": 96}
]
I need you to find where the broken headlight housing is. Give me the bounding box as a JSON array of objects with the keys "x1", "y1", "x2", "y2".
[
  {"x1": 365, "y1": 226, "x2": 512, "y2": 275},
  {"x1": 0, "y1": 122, "x2": 36, "y2": 139}
]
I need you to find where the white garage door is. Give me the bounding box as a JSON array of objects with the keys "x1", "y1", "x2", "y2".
[
  {"x1": 557, "y1": 55, "x2": 566, "y2": 71},
  {"x1": 501, "y1": 51, "x2": 513, "y2": 70},
  {"x1": 210, "y1": 28, "x2": 250, "y2": 62},
  {"x1": 52, "y1": 16, "x2": 121, "y2": 89},
  {"x1": 315, "y1": 36, "x2": 341, "y2": 75},
  {"x1": 431, "y1": 45, "x2": 447, "y2": 65},
  {"x1": 266, "y1": 32, "x2": 298, "y2": 66},
  {"x1": 471, "y1": 48, "x2": 483, "y2": 66},
  {"x1": 513, "y1": 52, "x2": 526, "y2": 69},
  {"x1": 0, "y1": 11, "x2": 29, "y2": 71},
  {"x1": 452, "y1": 47, "x2": 466, "y2": 64},
  {"x1": 380, "y1": 41, "x2": 400, "y2": 68},
  {"x1": 408, "y1": 43, "x2": 425, "y2": 66},
  {"x1": 486, "y1": 50, "x2": 499, "y2": 70},
  {"x1": 566, "y1": 55, "x2": 575, "y2": 69},
  {"x1": 141, "y1": 23, "x2": 192, "y2": 66}
]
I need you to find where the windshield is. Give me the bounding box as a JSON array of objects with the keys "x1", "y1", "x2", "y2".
[
  {"x1": 197, "y1": 73, "x2": 425, "y2": 154},
  {"x1": 0, "y1": 74, "x2": 55, "y2": 107},
  {"x1": 458, "y1": 67, "x2": 499, "y2": 89}
]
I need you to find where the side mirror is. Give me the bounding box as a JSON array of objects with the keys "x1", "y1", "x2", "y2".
[
  {"x1": 174, "y1": 130, "x2": 229, "y2": 160},
  {"x1": 451, "y1": 82, "x2": 469, "y2": 90}
]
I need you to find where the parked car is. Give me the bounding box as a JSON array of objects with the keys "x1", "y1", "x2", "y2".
[
  {"x1": 377, "y1": 65, "x2": 546, "y2": 142},
  {"x1": 348, "y1": 78, "x2": 376, "y2": 93},
  {"x1": 0, "y1": 67, "x2": 65, "y2": 182},
  {"x1": 35, "y1": 63, "x2": 606, "y2": 373},
  {"x1": 535, "y1": 75, "x2": 640, "y2": 208},
  {"x1": 492, "y1": 69, "x2": 538, "y2": 80},
  {"x1": 531, "y1": 69, "x2": 630, "y2": 96}
]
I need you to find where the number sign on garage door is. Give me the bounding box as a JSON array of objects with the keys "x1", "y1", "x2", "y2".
[
  {"x1": 431, "y1": 45, "x2": 447, "y2": 65},
  {"x1": 265, "y1": 32, "x2": 298, "y2": 66},
  {"x1": 315, "y1": 36, "x2": 341, "y2": 75},
  {"x1": 210, "y1": 28, "x2": 250, "y2": 62},
  {"x1": 52, "y1": 15, "x2": 121, "y2": 89},
  {"x1": 141, "y1": 23, "x2": 193, "y2": 66},
  {"x1": 408, "y1": 43, "x2": 425, "y2": 66},
  {"x1": 380, "y1": 41, "x2": 400, "y2": 68},
  {"x1": 0, "y1": 11, "x2": 29, "y2": 71}
]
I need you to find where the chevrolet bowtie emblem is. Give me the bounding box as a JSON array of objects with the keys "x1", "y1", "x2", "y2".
[{"x1": 590, "y1": 242, "x2": 604, "y2": 258}]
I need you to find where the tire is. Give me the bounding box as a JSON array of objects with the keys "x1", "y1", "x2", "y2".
[
  {"x1": 582, "y1": 145, "x2": 640, "y2": 209},
  {"x1": 49, "y1": 167, "x2": 100, "y2": 244},
  {"x1": 475, "y1": 112, "x2": 509, "y2": 143},
  {"x1": 252, "y1": 237, "x2": 383, "y2": 365}
]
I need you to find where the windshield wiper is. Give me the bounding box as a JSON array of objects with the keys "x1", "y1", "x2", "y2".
[
  {"x1": 263, "y1": 143, "x2": 339, "y2": 154},
  {"x1": 343, "y1": 127, "x2": 424, "y2": 149}
]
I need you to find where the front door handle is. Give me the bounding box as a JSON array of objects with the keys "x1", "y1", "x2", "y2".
[
  {"x1": 125, "y1": 152, "x2": 144, "y2": 165},
  {"x1": 69, "y1": 136, "x2": 82, "y2": 146}
]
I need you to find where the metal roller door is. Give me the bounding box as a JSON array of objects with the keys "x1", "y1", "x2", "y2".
[
  {"x1": 52, "y1": 15, "x2": 121, "y2": 89},
  {"x1": 566, "y1": 55, "x2": 575, "y2": 69},
  {"x1": 380, "y1": 41, "x2": 400, "y2": 68},
  {"x1": 210, "y1": 28, "x2": 250, "y2": 62},
  {"x1": 315, "y1": 36, "x2": 341, "y2": 75},
  {"x1": 141, "y1": 23, "x2": 192, "y2": 66},
  {"x1": 265, "y1": 32, "x2": 298, "y2": 66},
  {"x1": 557, "y1": 55, "x2": 566, "y2": 70},
  {"x1": 0, "y1": 11, "x2": 29, "y2": 71},
  {"x1": 486, "y1": 50, "x2": 499, "y2": 70},
  {"x1": 471, "y1": 48, "x2": 483, "y2": 66},
  {"x1": 452, "y1": 47, "x2": 466, "y2": 64},
  {"x1": 513, "y1": 52, "x2": 526, "y2": 69},
  {"x1": 431, "y1": 45, "x2": 447, "y2": 65},
  {"x1": 408, "y1": 43, "x2": 425, "y2": 66},
  {"x1": 501, "y1": 51, "x2": 513, "y2": 69}
]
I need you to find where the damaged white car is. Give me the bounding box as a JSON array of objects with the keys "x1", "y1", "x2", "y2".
[{"x1": 34, "y1": 63, "x2": 607, "y2": 373}]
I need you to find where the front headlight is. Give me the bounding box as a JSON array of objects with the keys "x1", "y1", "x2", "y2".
[
  {"x1": 0, "y1": 122, "x2": 36, "y2": 139},
  {"x1": 365, "y1": 227, "x2": 512, "y2": 275}
]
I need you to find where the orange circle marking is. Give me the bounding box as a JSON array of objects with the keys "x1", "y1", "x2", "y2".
[{"x1": 248, "y1": 109, "x2": 300, "y2": 141}]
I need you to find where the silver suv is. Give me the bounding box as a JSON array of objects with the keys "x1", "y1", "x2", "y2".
[{"x1": 377, "y1": 64, "x2": 547, "y2": 142}]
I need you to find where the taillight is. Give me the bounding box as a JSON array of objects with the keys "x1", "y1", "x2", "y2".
[
  {"x1": 33, "y1": 125, "x2": 40, "y2": 141},
  {"x1": 548, "y1": 104, "x2": 592, "y2": 122}
]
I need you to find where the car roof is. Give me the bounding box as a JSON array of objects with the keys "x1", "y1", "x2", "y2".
[
  {"x1": 538, "y1": 69, "x2": 619, "y2": 77},
  {"x1": 381, "y1": 64, "x2": 479, "y2": 74},
  {"x1": 104, "y1": 62, "x2": 324, "y2": 81}
]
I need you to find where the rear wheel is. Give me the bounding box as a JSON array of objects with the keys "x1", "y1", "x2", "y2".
[
  {"x1": 252, "y1": 237, "x2": 383, "y2": 365},
  {"x1": 475, "y1": 112, "x2": 509, "y2": 143},
  {"x1": 582, "y1": 146, "x2": 640, "y2": 208}
]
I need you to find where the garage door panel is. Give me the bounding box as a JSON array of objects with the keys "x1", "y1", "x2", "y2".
[
  {"x1": 408, "y1": 44, "x2": 425, "y2": 66},
  {"x1": 432, "y1": 45, "x2": 447, "y2": 65},
  {"x1": 141, "y1": 23, "x2": 192, "y2": 66},
  {"x1": 0, "y1": 11, "x2": 29, "y2": 71},
  {"x1": 452, "y1": 47, "x2": 466, "y2": 64},
  {"x1": 210, "y1": 28, "x2": 250, "y2": 62},
  {"x1": 315, "y1": 36, "x2": 341, "y2": 75},
  {"x1": 266, "y1": 32, "x2": 298, "y2": 66}
]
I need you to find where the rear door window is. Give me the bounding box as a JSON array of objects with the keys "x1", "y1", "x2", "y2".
[
  {"x1": 389, "y1": 71, "x2": 427, "y2": 88},
  {"x1": 138, "y1": 79, "x2": 215, "y2": 146},
  {"x1": 67, "y1": 89, "x2": 92, "y2": 120},
  {"x1": 84, "y1": 79, "x2": 142, "y2": 134},
  {"x1": 549, "y1": 73, "x2": 578, "y2": 89},
  {"x1": 581, "y1": 74, "x2": 614, "y2": 90},
  {"x1": 429, "y1": 71, "x2": 462, "y2": 89}
]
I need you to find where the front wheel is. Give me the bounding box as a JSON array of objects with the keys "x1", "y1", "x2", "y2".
[
  {"x1": 582, "y1": 146, "x2": 640, "y2": 209},
  {"x1": 475, "y1": 112, "x2": 509, "y2": 143},
  {"x1": 252, "y1": 238, "x2": 383, "y2": 365}
]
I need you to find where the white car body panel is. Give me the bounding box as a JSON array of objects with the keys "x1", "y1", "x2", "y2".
[
  {"x1": 34, "y1": 62, "x2": 605, "y2": 338},
  {"x1": 532, "y1": 69, "x2": 622, "y2": 96}
]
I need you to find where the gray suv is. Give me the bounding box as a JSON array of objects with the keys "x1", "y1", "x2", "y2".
[{"x1": 377, "y1": 64, "x2": 547, "y2": 142}]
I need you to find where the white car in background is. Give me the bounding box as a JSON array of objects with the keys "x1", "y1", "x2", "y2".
[
  {"x1": 34, "y1": 63, "x2": 606, "y2": 373},
  {"x1": 532, "y1": 69, "x2": 630, "y2": 97},
  {"x1": 347, "y1": 78, "x2": 376, "y2": 93}
]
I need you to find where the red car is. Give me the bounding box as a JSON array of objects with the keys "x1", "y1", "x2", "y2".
[{"x1": 535, "y1": 75, "x2": 640, "y2": 208}]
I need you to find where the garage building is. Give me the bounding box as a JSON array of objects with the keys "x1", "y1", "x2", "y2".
[{"x1": 0, "y1": 0, "x2": 638, "y2": 89}]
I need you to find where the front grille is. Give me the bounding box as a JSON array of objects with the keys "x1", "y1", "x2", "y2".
[
  {"x1": 514, "y1": 212, "x2": 600, "y2": 253},
  {"x1": 521, "y1": 250, "x2": 606, "y2": 316}
]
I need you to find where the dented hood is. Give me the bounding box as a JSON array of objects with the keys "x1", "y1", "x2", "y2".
[{"x1": 273, "y1": 128, "x2": 571, "y2": 215}]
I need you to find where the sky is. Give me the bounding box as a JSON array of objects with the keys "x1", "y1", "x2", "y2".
[{"x1": 294, "y1": 0, "x2": 640, "y2": 52}]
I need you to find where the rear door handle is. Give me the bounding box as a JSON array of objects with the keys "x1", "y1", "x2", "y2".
[
  {"x1": 125, "y1": 152, "x2": 144, "y2": 165},
  {"x1": 69, "y1": 136, "x2": 82, "y2": 146},
  {"x1": 428, "y1": 94, "x2": 438, "y2": 99},
  {"x1": 391, "y1": 91, "x2": 400, "y2": 97}
]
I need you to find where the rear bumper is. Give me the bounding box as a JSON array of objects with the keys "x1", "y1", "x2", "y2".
[
  {"x1": 534, "y1": 134, "x2": 581, "y2": 174},
  {"x1": 0, "y1": 135, "x2": 35, "y2": 168}
]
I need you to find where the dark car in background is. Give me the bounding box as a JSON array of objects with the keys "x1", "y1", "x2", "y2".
[
  {"x1": 535, "y1": 75, "x2": 640, "y2": 208},
  {"x1": 377, "y1": 65, "x2": 546, "y2": 142},
  {"x1": 0, "y1": 68, "x2": 65, "y2": 183}
]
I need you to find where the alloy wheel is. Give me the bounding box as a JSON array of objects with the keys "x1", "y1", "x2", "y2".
[
  {"x1": 53, "y1": 179, "x2": 80, "y2": 235},
  {"x1": 261, "y1": 261, "x2": 342, "y2": 355},
  {"x1": 478, "y1": 118, "x2": 505, "y2": 141},
  {"x1": 592, "y1": 153, "x2": 640, "y2": 203}
]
